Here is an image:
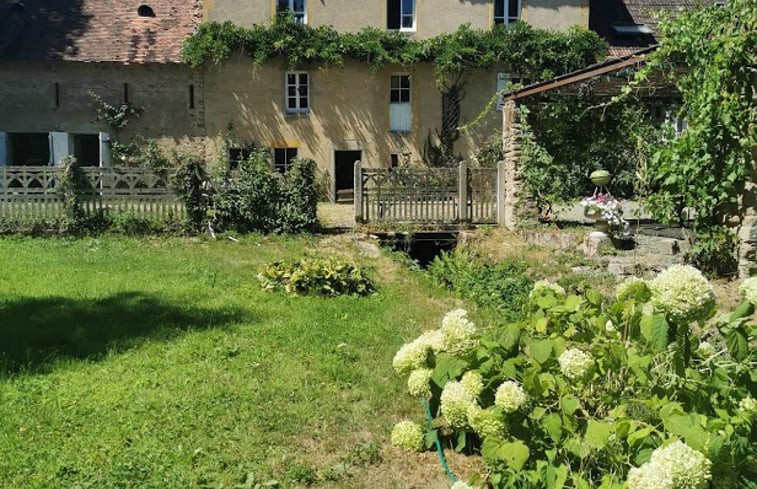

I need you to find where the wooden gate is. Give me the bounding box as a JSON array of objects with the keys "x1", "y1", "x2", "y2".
[{"x1": 355, "y1": 162, "x2": 503, "y2": 226}]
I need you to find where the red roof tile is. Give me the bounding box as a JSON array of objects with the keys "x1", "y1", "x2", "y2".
[{"x1": 0, "y1": 0, "x2": 202, "y2": 63}]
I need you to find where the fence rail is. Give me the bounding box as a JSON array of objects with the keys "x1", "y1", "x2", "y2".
[
  {"x1": 0, "y1": 166, "x2": 185, "y2": 221},
  {"x1": 355, "y1": 162, "x2": 503, "y2": 226}
]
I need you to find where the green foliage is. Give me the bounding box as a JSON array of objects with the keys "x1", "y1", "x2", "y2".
[
  {"x1": 626, "y1": 0, "x2": 757, "y2": 273},
  {"x1": 173, "y1": 156, "x2": 209, "y2": 233},
  {"x1": 211, "y1": 151, "x2": 318, "y2": 234},
  {"x1": 58, "y1": 156, "x2": 86, "y2": 227},
  {"x1": 519, "y1": 101, "x2": 670, "y2": 216},
  {"x1": 89, "y1": 91, "x2": 142, "y2": 131},
  {"x1": 183, "y1": 18, "x2": 607, "y2": 86},
  {"x1": 428, "y1": 250, "x2": 533, "y2": 322},
  {"x1": 396, "y1": 275, "x2": 757, "y2": 488},
  {"x1": 257, "y1": 257, "x2": 376, "y2": 297}
]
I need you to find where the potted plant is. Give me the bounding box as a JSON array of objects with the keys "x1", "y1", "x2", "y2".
[{"x1": 580, "y1": 192, "x2": 628, "y2": 239}]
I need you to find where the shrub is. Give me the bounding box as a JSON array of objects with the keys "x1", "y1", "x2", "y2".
[
  {"x1": 428, "y1": 250, "x2": 533, "y2": 322},
  {"x1": 257, "y1": 258, "x2": 375, "y2": 297},
  {"x1": 279, "y1": 158, "x2": 318, "y2": 233},
  {"x1": 393, "y1": 268, "x2": 756, "y2": 488}
]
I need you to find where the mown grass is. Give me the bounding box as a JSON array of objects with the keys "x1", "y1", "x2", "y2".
[{"x1": 0, "y1": 235, "x2": 477, "y2": 488}]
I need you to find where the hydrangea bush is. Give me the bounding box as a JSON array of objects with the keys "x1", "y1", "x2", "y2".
[{"x1": 392, "y1": 267, "x2": 756, "y2": 488}]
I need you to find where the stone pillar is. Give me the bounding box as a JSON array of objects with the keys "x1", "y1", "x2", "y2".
[
  {"x1": 502, "y1": 100, "x2": 527, "y2": 230},
  {"x1": 737, "y1": 150, "x2": 757, "y2": 277}
]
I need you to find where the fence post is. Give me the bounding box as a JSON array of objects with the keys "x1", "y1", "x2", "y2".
[
  {"x1": 497, "y1": 160, "x2": 506, "y2": 226},
  {"x1": 458, "y1": 161, "x2": 469, "y2": 223},
  {"x1": 354, "y1": 160, "x2": 363, "y2": 223}
]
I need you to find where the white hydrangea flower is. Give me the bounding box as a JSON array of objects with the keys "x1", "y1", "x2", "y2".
[
  {"x1": 739, "y1": 396, "x2": 757, "y2": 413},
  {"x1": 440, "y1": 381, "x2": 476, "y2": 428},
  {"x1": 467, "y1": 405, "x2": 505, "y2": 439},
  {"x1": 494, "y1": 381, "x2": 527, "y2": 413},
  {"x1": 627, "y1": 465, "x2": 675, "y2": 489},
  {"x1": 460, "y1": 371, "x2": 484, "y2": 398},
  {"x1": 558, "y1": 348, "x2": 593, "y2": 380},
  {"x1": 417, "y1": 329, "x2": 444, "y2": 354},
  {"x1": 530, "y1": 280, "x2": 566, "y2": 299},
  {"x1": 407, "y1": 368, "x2": 433, "y2": 398},
  {"x1": 390, "y1": 421, "x2": 424, "y2": 452},
  {"x1": 696, "y1": 341, "x2": 715, "y2": 359},
  {"x1": 648, "y1": 440, "x2": 712, "y2": 489},
  {"x1": 739, "y1": 277, "x2": 757, "y2": 305},
  {"x1": 616, "y1": 276, "x2": 650, "y2": 301},
  {"x1": 392, "y1": 338, "x2": 430, "y2": 374},
  {"x1": 649, "y1": 265, "x2": 716, "y2": 323},
  {"x1": 440, "y1": 309, "x2": 478, "y2": 356},
  {"x1": 451, "y1": 481, "x2": 475, "y2": 489}
]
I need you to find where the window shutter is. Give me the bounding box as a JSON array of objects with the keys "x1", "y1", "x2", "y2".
[
  {"x1": 0, "y1": 133, "x2": 7, "y2": 166},
  {"x1": 99, "y1": 132, "x2": 111, "y2": 167},
  {"x1": 49, "y1": 132, "x2": 72, "y2": 166}
]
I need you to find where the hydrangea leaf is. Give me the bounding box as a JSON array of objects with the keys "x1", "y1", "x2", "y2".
[
  {"x1": 584, "y1": 419, "x2": 612, "y2": 449},
  {"x1": 640, "y1": 314, "x2": 669, "y2": 350}
]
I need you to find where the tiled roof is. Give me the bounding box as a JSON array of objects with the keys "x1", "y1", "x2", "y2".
[
  {"x1": 0, "y1": 0, "x2": 202, "y2": 63},
  {"x1": 590, "y1": 0, "x2": 707, "y2": 57}
]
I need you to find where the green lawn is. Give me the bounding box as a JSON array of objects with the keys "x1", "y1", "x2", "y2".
[{"x1": 0, "y1": 235, "x2": 477, "y2": 488}]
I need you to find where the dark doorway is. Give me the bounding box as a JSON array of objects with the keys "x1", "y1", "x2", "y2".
[
  {"x1": 334, "y1": 150, "x2": 360, "y2": 203},
  {"x1": 8, "y1": 132, "x2": 49, "y2": 165},
  {"x1": 73, "y1": 134, "x2": 100, "y2": 166}
]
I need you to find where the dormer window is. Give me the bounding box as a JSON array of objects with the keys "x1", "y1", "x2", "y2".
[{"x1": 138, "y1": 5, "x2": 156, "y2": 17}]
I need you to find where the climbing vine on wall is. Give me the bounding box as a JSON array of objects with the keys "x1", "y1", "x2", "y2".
[
  {"x1": 182, "y1": 17, "x2": 607, "y2": 86},
  {"x1": 622, "y1": 0, "x2": 757, "y2": 274}
]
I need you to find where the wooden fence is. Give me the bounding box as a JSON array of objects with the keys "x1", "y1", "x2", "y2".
[
  {"x1": 0, "y1": 166, "x2": 185, "y2": 221},
  {"x1": 355, "y1": 161, "x2": 504, "y2": 226}
]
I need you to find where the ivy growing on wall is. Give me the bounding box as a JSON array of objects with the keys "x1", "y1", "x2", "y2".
[{"x1": 183, "y1": 17, "x2": 607, "y2": 86}]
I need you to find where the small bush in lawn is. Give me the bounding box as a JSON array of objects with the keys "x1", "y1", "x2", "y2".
[
  {"x1": 428, "y1": 250, "x2": 533, "y2": 322},
  {"x1": 257, "y1": 257, "x2": 375, "y2": 297},
  {"x1": 110, "y1": 213, "x2": 164, "y2": 236},
  {"x1": 393, "y1": 266, "x2": 756, "y2": 489}
]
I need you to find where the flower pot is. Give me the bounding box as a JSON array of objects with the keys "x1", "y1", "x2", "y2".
[{"x1": 590, "y1": 170, "x2": 611, "y2": 187}]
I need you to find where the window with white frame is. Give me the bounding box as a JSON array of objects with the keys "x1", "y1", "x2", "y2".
[
  {"x1": 285, "y1": 72, "x2": 309, "y2": 113},
  {"x1": 494, "y1": 0, "x2": 521, "y2": 25},
  {"x1": 273, "y1": 147, "x2": 298, "y2": 174},
  {"x1": 387, "y1": 0, "x2": 415, "y2": 31},
  {"x1": 277, "y1": 0, "x2": 306, "y2": 24},
  {"x1": 389, "y1": 74, "x2": 412, "y2": 132},
  {"x1": 496, "y1": 73, "x2": 527, "y2": 111}
]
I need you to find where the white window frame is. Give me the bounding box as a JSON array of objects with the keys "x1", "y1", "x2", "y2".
[
  {"x1": 494, "y1": 0, "x2": 521, "y2": 26},
  {"x1": 277, "y1": 0, "x2": 306, "y2": 24},
  {"x1": 400, "y1": 0, "x2": 416, "y2": 32},
  {"x1": 389, "y1": 74, "x2": 412, "y2": 132},
  {"x1": 496, "y1": 73, "x2": 526, "y2": 111},
  {"x1": 285, "y1": 71, "x2": 310, "y2": 114}
]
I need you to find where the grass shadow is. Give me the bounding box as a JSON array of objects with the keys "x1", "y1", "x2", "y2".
[{"x1": 0, "y1": 291, "x2": 251, "y2": 374}]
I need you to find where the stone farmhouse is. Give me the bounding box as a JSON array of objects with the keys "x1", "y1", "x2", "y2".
[{"x1": 0, "y1": 0, "x2": 696, "y2": 201}]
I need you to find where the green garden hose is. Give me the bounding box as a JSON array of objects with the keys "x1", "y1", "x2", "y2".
[{"x1": 423, "y1": 399, "x2": 457, "y2": 483}]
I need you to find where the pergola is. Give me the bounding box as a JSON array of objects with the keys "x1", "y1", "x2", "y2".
[{"x1": 498, "y1": 46, "x2": 680, "y2": 229}]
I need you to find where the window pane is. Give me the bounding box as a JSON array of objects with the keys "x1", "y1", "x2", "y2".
[
  {"x1": 494, "y1": 0, "x2": 504, "y2": 18},
  {"x1": 387, "y1": 0, "x2": 401, "y2": 29},
  {"x1": 293, "y1": 0, "x2": 305, "y2": 12},
  {"x1": 400, "y1": 90, "x2": 410, "y2": 103},
  {"x1": 287, "y1": 73, "x2": 296, "y2": 84},
  {"x1": 287, "y1": 148, "x2": 298, "y2": 162},
  {"x1": 277, "y1": 0, "x2": 289, "y2": 12},
  {"x1": 274, "y1": 148, "x2": 285, "y2": 165},
  {"x1": 299, "y1": 73, "x2": 308, "y2": 85},
  {"x1": 390, "y1": 91, "x2": 400, "y2": 103},
  {"x1": 300, "y1": 97, "x2": 308, "y2": 108},
  {"x1": 400, "y1": 75, "x2": 410, "y2": 89},
  {"x1": 288, "y1": 87, "x2": 296, "y2": 96},
  {"x1": 288, "y1": 97, "x2": 297, "y2": 108},
  {"x1": 508, "y1": 0, "x2": 519, "y2": 19},
  {"x1": 401, "y1": 0, "x2": 414, "y2": 15},
  {"x1": 390, "y1": 76, "x2": 399, "y2": 89},
  {"x1": 401, "y1": 15, "x2": 413, "y2": 29}
]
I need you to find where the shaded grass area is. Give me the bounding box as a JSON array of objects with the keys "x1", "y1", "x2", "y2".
[{"x1": 0, "y1": 235, "x2": 471, "y2": 488}]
